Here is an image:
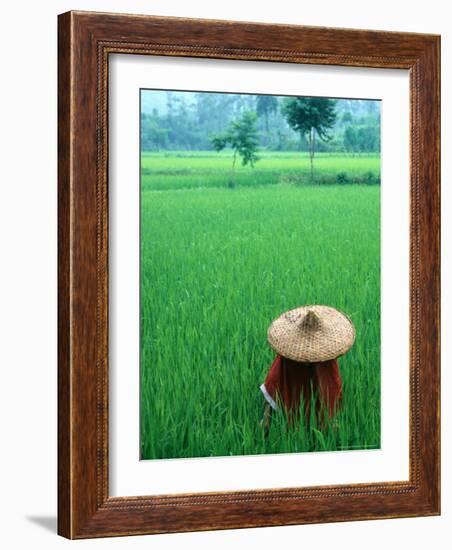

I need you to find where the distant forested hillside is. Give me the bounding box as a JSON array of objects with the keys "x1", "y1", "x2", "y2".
[{"x1": 140, "y1": 90, "x2": 380, "y2": 153}]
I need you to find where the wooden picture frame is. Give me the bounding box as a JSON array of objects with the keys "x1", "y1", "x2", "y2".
[{"x1": 58, "y1": 10, "x2": 440, "y2": 539}]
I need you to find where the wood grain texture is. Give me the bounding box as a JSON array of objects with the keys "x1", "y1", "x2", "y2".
[
  {"x1": 57, "y1": 10, "x2": 72, "y2": 539},
  {"x1": 57, "y1": 10, "x2": 440, "y2": 539}
]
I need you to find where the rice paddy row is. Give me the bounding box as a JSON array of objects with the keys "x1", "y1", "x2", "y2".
[{"x1": 141, "y1": 151, "x2": 381, "y2": 191}]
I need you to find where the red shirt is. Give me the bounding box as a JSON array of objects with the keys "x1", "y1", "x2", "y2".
[{"x1": 260, "y1": 355, "x2": 342, "y2": 421}]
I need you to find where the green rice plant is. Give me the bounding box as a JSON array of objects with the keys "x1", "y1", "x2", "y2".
[
  {"x1": 140, "y1": 153, "x2": 381, "y2": 460},
  {"x1": 141, "y1": 151, "x2": 380, "y2": 191},
  {"x1": 336, "y1": 171, "x2": 350, "y2": 184}
]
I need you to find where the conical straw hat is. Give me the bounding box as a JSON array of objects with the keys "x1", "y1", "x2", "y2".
[{"x1": 267, "y1": 305, "x2": 355, "y2": 363}]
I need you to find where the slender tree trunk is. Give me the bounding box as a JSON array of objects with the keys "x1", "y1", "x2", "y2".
[
  {"x1": 312, "y1": 129, "x2": 318, "y2": 184},
  {"x1": 229, "y1": 149, "x2": 237, "y2": 188},
  {"x1": 264, "y1": 113, "x2": 270, "y2": 148},
  {"x1": 308, "y1": 128, "x2": 314, "y2": 182}
]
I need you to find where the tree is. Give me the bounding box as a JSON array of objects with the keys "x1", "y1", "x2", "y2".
[
  {"x1": 344, "y1": 124, "x2": 380, "y2": 154},
  {"x1": 356, "y1": 125, "x2": 380, "y2": 153},
  {"x1": 342, "y1": 111, "x2": 353, "y2": 124},
  {"x1": 344, "y1": 126, "x2": 358, "y2": 154},
  {"x1": 140, "y1": 113, "x2": 169, "y2": 150},
  {"x1": 282, "y1": 97, "x2": 336, "y2": 181},
  {"x1": 256, "y1": 95, "x2": 278, "y2": 132},
  {"x1": 210, "y1": 111, "x2": 260, "y2": 177}
]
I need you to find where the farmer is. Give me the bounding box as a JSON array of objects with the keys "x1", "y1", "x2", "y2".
[{"x1": 260, "y1": 305, "x2": 355, "y2": 431}]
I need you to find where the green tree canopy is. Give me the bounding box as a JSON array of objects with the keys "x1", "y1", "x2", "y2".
[
  {"x1": 211, "y1": 111, "x2": 260, "y2": 169},
  {"x1": 282, "y1": 97, "x2": 336, "y2": 180},
  {"x1": 256, "y1": 95, "x2": 278, "y2": 132},
  {"x1": 344, "y1": 124, "x2": 380, "y2": 154}
]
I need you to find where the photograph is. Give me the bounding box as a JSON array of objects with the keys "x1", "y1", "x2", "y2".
[{"x1": 139, "y1": 89, "x2": 381, "y2": 460}]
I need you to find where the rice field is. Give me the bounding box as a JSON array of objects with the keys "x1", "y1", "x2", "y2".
[
  {"x1": 140, "y1": 151, "x2": 381, "y2": 460},
  {"x1": 141, "y1": 151, "x2": 381, "y2": 191}
]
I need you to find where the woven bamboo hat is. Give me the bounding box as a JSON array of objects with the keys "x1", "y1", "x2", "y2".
[{"x1": 267, "y1": 305, "x2": 355, "y2": 363}]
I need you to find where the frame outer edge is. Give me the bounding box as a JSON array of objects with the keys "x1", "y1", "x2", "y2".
[
  {"x1": 57, "y1": 11, "x2": 73, "y2": 539},
  {"x1": 437, "y1": 36, "x2": 441, "y2": 516},
  {"x1": 420, "y1": 36, "x2": 441, "y2": 515},
  {"x1": 408, "y1": 37, "x2": 441, "y2": 517}
]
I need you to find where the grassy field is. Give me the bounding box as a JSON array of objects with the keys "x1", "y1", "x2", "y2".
[
  {"x1": 141, "y1": 151, "x2": 381, "y2": 191},
  {"x1": 140, "y1": 151, "x2": 380, "y2": 460}
]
